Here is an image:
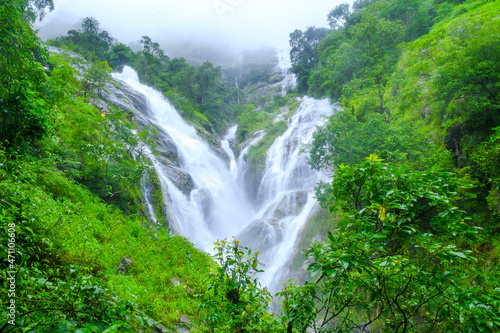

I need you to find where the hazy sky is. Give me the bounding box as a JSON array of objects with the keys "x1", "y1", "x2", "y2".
[{"x1": 36, "y1": 0, "x2": 351, "y2": 52}]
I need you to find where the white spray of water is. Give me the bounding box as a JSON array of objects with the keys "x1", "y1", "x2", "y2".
[
  {"x1": 113, "y1": 67, "x2": 253, "y2": 251},
  {"x1": 113, "y1": 49, "x2": 335, "y2": 291},
  {"x1": 276, "y1": 48, "x2": 297, "y2": 95},
  {"x1": 248, "y1": 97, "x2": 334, "y2": 289},
  {"x1": 221, "y1": 125, "x2": 238, "y2": 179}
]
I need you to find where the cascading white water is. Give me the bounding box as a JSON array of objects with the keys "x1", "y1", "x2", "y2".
[
  {"x1": 113, "y1": 67, "x2": 254, "y2": 251},
  {"x1": 239, "y1": 97, "x2": 334, "y2": 290},
  {"x1": 221, "y1": 125, "x2": 238, "y2": 179},
  {"x1": 276, "y1": 48, "x2": 297, "y2": 95},
  {"x1": 112, "y1": 51, "x2": 334, "y2": 292},
  {"x1": 257, "y1": 98, "x2": 332, "y2": 205}
]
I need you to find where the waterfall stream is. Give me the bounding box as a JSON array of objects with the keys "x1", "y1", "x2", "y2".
[
  {"x1": 112, "y1": 54, "x2": 334, "y2": 291},
  {"x1": 238, "y1": 97, "x2": 333, "y2": 291},
  {"x1": 114, "y1": 68, "x2": 254, "y2": 251}
]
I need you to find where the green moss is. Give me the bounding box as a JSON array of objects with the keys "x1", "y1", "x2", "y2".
[
  {"x1": 246, "y1": 120, "x2": 287, "y2": 182},
  {"x1": 287, "y1": 208, "x2": 342, "y2": 282},
  {"x1": 146, "y1": 164, "x2": 169, "y2": 226}
]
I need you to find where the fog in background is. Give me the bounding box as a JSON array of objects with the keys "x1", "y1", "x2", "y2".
[{"x1": 36, "y1": 0, "x2": 351, "y2": 63}]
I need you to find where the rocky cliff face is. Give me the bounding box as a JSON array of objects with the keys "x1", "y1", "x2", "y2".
[{"x1": 93, "y1": 67, "x2": 231, "y2": 228}]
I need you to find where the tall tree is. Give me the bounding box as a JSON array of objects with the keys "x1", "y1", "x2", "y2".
[
  {"x1": 24, "y1": 0, "x2": 54, "y2": 21},
  {"x1": 289, "y1": 26, "x2": 330, "y2": 93},
  {"x1": 327, "y1": 3, "x2": 351, "y2": 29},
  {"x1": 136, "y1": 36, "x2": 169, "y2": 84},
  {"x1": 0, "y1": 0, "x2": 52, "y2": 152}
]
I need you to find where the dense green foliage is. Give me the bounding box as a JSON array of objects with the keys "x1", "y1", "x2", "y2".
[
  {"x1": 2, "y1": 0, "x2": 500, "y2": 331},
  {"x1": 48, "y1": 19, "x2": 242, "y2": 134},
  {"x1": 281, "y1": 0, "x2": 500, "y2": 331},
  {"x1": 0, "y1": 0, "x2": 53, "y2": 154},
  {"x1": 280, "y1": 155, "x2": 500, "y2": 332},
  {"x1": 0, "y1": 151, "x2": 213, "y2": 330},
  {"x1": 198, "y1": 239, "x2": 281, "y2": 332},
  {"x1": 308, "y1": 110, "x2": 433, "y2": 171},
  {"x1": 289, "y1": 27, "x2": 330, "y2": 94},
  {"x1": 305, "y1": 0, "x2": 500, "y2": 227},
  {"x1": 1, "y1": 3, "x2": 214, "y2": 330}
]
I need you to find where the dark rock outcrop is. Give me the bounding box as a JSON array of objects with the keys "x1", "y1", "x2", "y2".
[
  {"x1": 163, "y1": 166, "x2": 195, "y2": 196},
  {"x1": 193, "y1": 188, "x2": 214, "y2": 221},
  {"x1": 117, "y1": 256, "x2": 133, "y2": 275},
  {"x1": 238, "y1": 218, "x2": 285, "y2": 254}
]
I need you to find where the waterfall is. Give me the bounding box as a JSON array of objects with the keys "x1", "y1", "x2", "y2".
[
  {"x1": 111, "y1": 51, "x2": 335, "y2": 292},
  {"x1": 113, "y1": 67, "x2": 254, "y2": 252},
  {"x1": 276, "y1": 48, "x2": 297, "y2": 95},
  {"x1": 238, "y1": 97, "x2": 334, "y2": 291},
  {"x1": 221, "y1": 125, "x2": 238, "y2": 179}
]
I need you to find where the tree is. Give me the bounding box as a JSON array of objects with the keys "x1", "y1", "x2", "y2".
[
  {"x1": 0, "y1": 0, "x2": 53, "y2": 152},
  {"x1": 24, "y1": 0, "x2": 54, "y2": 21},
  {"x1": 307, "y1": 108, "x2": 430, "y2": 172},
  {"x1": 48, "y1": 17, "x2": 113, "y2": 61},
  {"x1": 327, "y1": 3, "x2": 351, "y2": 29},
  {"x1": 81, "y1": 16, "x2": 99, "y2": 35},
  {"x1": 345, "y1": 15, "x2": 404, "y2": 116},
  {"x1": 198, "y1": 238, "x2": 282, "y2": 332},
  {"x1": 195, "y1": 61, "x2": 221, "y2": 105},
  {"x1": 289, "y1": 26, "x2": 330, "y2": 93},
  {"x1": 136, "y1": 36, "x2": 169, "y2": 84},
  {"x1": 107, "y1": 43, "x2": 135, "y2": 69},
  {"x1": 82, "y1": 61, "x2": 112, "y2": 97},
  {"x1": 280, "y1": 155, "x2": 500, "y2": 332}
]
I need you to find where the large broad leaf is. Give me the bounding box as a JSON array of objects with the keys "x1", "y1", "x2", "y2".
[{"x1": 448, "y1": 251, "x2": 467, "y2": 259}]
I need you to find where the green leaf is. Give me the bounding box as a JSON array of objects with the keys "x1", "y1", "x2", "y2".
[
  {"x1": 75, "y1": 329, "x2": 91, "y2": 333},
  {"x1": 449, "y1": 251, "x2": 467, "y2": 259}
]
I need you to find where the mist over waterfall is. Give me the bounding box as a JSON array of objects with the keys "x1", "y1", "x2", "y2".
[
  {"x1": 114, "y1": 67, "x2": 254, "y2": 251},
  {"x1": 112, "y1": 54, "x2": 334, "y2": 290}
]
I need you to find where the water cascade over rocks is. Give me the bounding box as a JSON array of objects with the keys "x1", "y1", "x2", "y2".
[
  {"x1": 114, "y1": 67, "x2": 254, "y2": 250},
  {"x1": 237, "y1": 97, "x2": 333, "y2": 291},
  {"x1": 111, "y1": 56, "x2": 334, "y2": 291}
]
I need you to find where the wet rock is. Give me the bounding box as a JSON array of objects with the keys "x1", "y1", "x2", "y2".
[
  {"x1": 266, "y1": 190, "x2": 308, "y2": 219},
  {"x1": 164, "y1": 166, "x2": 195, "y2": 196},
  {"x1": 178, "y1": 315, "x2": 191, "y2": 331},
  {"x1": 307, "y1": 202, "x2": 323, "y2": 222},
  {"x1": 47, "y1": 46, "x2": 83, "y2": 59},
  {"x1": 238, "y1": 218, "x2": 285, "y2": 253},
  {"x1": 117, "y1": 256, "x2": 132, "y2": 275},
  {"x1": 192, "y1": 188, "x2": 214, "y2": 221},
  {"x1": 179, "y1": 315, "x2": 191, "y2": 325},
  {"x1": 89, "y1": 98, "x2": 109, "y2": 114},
  {"x1": 153, "y1": 126, "x2": 179, "y2": 165},
  {"x1": 171, "y1": 277, "x2": 181, "y2": 287},
  {"x1": 238, "y1": 130, "x2": 266, "y2": 202},
  {"x1": 152, "y1": 324, "x2": 168, "y2": 333},
  {"x1": 99, "y1": 81, "x2": 137, "y2": 115},
  {"x1": 118, "y1": 82, "x2": 150, "y2": 115},
  {"x1": 190, "y1": 122, "x2": 230, "y2": 167},
  {"x1": 211, "y1": 144, "x2": 231, "y2": 167}
]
